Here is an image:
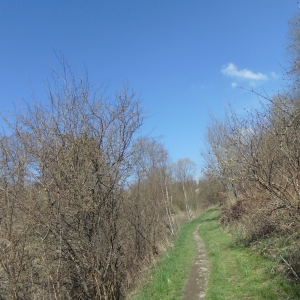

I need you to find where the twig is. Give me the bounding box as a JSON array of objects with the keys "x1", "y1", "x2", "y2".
[{"x1": 280, "y1": 255, "x2": 300, "y2": 280}]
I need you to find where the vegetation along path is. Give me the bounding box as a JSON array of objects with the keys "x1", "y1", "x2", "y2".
[
  {"x1": 199, "y1": 207, "x2": 300, "y2": 299},
  {"x1": 133, "y1": 213, "x2": 205, "y2": 300},
  {"x1": 135, "y1": 206, "x2": 300, "y2": 299}
]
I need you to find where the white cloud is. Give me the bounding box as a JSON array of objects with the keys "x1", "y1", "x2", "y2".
[
  {"x1": 221, "y1": 63, "x2": 268, "y2": 81},
  {"x1": 231, "y1": 82, "x2": 238, "y2": 88}
]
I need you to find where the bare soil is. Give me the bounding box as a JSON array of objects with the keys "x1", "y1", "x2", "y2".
[{"x1": 182, "y1": 224, "x2": 209, "y2": 300}]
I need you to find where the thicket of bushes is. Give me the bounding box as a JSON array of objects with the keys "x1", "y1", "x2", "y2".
[
  {"x1": 0, "y1": 57, "x2": 216, "y2": 299},
  {"x1": 205, "y1": 12, "x2": 300, "y2": 281}
]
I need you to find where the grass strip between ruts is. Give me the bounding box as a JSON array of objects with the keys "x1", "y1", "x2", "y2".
[{"x1": 199, "y1": 206, "x2": 300, "y2": 299}]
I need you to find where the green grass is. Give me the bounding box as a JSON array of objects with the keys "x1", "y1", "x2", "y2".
[
  {"x1": 199, "y1": 207, "x2": 300, "y2": 299},
  {"x1": 133, "y1": 206, "x2": 300, "y2": 299},
  {"x1": 133, "y1": 213, "x2": 207, "y2": 300}
]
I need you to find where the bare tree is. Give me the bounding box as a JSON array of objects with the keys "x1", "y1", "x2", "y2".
[
  {"x1": 0, "y1": 58, "x2": 145, "y2": 299},
  {"x1": 131, "y1": 137, "x2": 177, "y2": 236},
  {"x1": 173, "y1": 158, "x2": 197, "y2": 220},
  {"x1": 0, "y1": 57, "x2": 200, "y2": 299}
]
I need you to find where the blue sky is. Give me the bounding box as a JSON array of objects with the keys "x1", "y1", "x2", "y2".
[{"x1": 0, "y1": 1, "x2": 298, "y2": 174}]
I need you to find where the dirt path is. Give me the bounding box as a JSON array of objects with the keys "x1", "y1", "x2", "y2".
[{"x1": 182, "y1": 224, "x2": 209, "y2": 300}]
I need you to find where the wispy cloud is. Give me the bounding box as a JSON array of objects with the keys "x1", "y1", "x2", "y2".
[
  {"x1": 222, "y1": 63, "x2": 268, "y2": 81},
  {"x1": 221, "y1": 63, "x2": 270, "y2": 87}
]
